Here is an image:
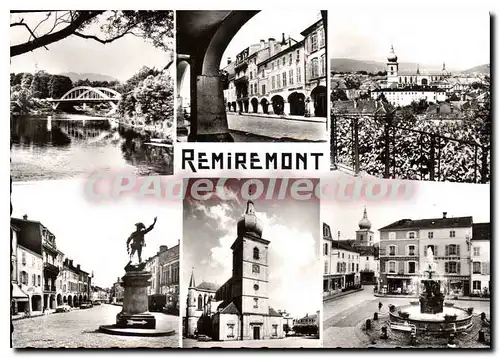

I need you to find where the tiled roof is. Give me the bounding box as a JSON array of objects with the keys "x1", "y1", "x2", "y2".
[
  {"x1": 220, "y1": 301, "x2": 240, "y2": 315},
  {"x1": 269, "y1": 307, "x2": 282, "y2": 317},
  {"x1": 472, "y1": 223, "x2": 490, "y2": 241},
  {"x1": 196, "y1": 281, "x2": 220, "y2": 292},
  {"x1": 11, "y1": 217, "x2": 43, "y2": 255},
  {"x1": 379, "y1": 216, "x2": 473, "y2": 231},
  {"x1": 331, "y1": 99, "x2": 395, "y2": 115}
]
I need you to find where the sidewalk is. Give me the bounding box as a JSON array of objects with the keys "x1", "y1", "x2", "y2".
[
  {"x1": 373, "y1": 293, "x2": 491, "y2": 301},
  {"x1": 324, "y1": 288, "x2": 364, "y2": 302},
  {"x1": 229, "y1": 111, "x2": 327, "y2": 124}
]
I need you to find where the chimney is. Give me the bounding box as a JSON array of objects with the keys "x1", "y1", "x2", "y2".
[
  {"x1": 268, "y1": 38, "x2": 275, "y2": 57},
  {"x1": 281, "y1": 32, "x2": 286, "y2": 45},
  {"x1": 23, "y1": 214, "x2": 28, "y2": 220},
  {"x1": 117, "y1": 277, "x2": 120, "y2": 283},
  {"x1": 443, "y1": 212, "x2": 447, "y2": 219},
  {"x1": 227, "y1": 57, "x2": 232, "y2": 65},
  {"x1": 260, "y1": 39, "x2": 265, "y2": 49},
  {"x1": 77, "y1": 264, "x2": 81, "y2": 270},
  {"x1": 69, "y1": 259, "x2": 73, "y2": 267},
  {"x1": 160, "y1": 245, "x2": 168, "y2": 252}
]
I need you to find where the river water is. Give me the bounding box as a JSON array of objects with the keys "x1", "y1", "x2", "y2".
[{"x1": 10, "y1": 114, "x2": 173, "y2": 181}]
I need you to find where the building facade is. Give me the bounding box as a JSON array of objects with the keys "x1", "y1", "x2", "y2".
[
  {"x1": 323, "y1": 223, "x2": 361, "y2": 297},
  {"x1": 223, "y1": 16, "x2": 327, "y2": 118},
  {"x1": 184, "y1": 200, "x2": 286, "y2": 341},
  {"x1": 301, "y1": 19, "x2": 327, "y2": 117},
  {"x1": 61, "y1": 258, "x2": 91, "y2": 307},
  {"x1": 159, "y1": 243, "x2": 180, "y2": 309},
  {"x1": 15, "y1": 242, "x2": 44, "y2": 314},
  {"x1": 470, "y1": 223, "x2": 490, "y2": 296},
  {"x1": 379, "y1": 219, "x2": 420, "y2": 295}
]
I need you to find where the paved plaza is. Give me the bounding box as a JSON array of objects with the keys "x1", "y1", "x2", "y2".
[
  {"x1": 12, "y1": 304, "x2": 179, "y2": 348},
  {"x1": 183, "y1": 336, "x2": 321, "y2": 348},
  {"x1": 323, "y1": 285, "x2": 491, "y2": 348},
  {"x1": 227, "y1": 113, "x2": 328, "y2": 142}
]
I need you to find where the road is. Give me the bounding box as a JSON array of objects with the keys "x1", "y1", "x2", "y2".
[
  {"x1": 323, "y1": 285, "x2": 491, "y2": 348},
  {"x1": 183, "y1": 336, "x2": 321, "y2": 348},
  {"x1": 11, "y1": 304, "x2": 179, "y2": 348},
  {"x1": 227, "y1": 113, "x2": 328, "y2": 142}
]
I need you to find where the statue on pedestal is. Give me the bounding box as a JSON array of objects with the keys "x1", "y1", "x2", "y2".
[{"x1": 126, "y1": 217, "x2": 157, "y2": 270}]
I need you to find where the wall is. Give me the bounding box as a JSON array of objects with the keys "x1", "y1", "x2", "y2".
[{"x1": 471, "y1": 240, "x2": 490, "y2": 293}]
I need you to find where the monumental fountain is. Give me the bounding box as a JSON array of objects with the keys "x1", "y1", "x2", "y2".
[{"x1": 388, "y1": 247, "x2": 473, "y2": 334}]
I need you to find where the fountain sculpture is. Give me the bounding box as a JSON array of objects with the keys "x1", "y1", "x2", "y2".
[
  {"x1": 419, "y1": 248, "x2": 444, "y2": 314},
  {"x1": 388, "y1": 247, "x2": 473, "y2": 334}
]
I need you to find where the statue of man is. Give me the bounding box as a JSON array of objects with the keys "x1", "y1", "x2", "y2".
[{"x1": 127, "y1": 217, "x2": 157, "y2": 264}]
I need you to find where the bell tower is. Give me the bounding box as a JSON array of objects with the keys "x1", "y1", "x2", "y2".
[
  {"x1": 231, "y1": 200, "x2": 270, "y2": 321},
  {"x1": 386, "y1": 44, "x2": 399, "y2": 86},
  {"x1": 355, "y1": 207, "x2": 374, "y2": 246}
]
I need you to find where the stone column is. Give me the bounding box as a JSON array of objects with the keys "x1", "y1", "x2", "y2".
[
  {"x1": 284, "y1": 102, "x2": 290, "y2": 116},
  {"x1": 194, "y1": 75, "x2": 233, "y2": 142},
  {"x1": 116, "y1": 270, "x2": 156, "y2": 329}
]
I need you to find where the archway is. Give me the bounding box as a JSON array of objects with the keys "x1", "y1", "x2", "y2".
[
  {"x1": 251, "y1": 98, "x2": 259, "y2": 113},
  {"x1": 50, "y1": 294, "x2": 56, "y2": 309},
  {"x1": 271, "y1": 95, "x2": 285, "y2": 115},
  {"x1": 73, "y1": 295, "x2": 78, "y2": 307},
  {"x1": 83, "y1": 295, "x2": 88, "y2": 303},
  {"x1": 260, "y1": 98, "x2": 269, "y2": 114},
  {"x1": 421, "y1": 78, "x2": 428, "y2": 86},
  {"x1": 31, "y1": 295, "x2": 42, "y2": 312},
  {"x1": 63, "y1": 295, "x2": 67, "y2": 304},
  {"x1": 310, "y1": 86, "x2": 327, "y2": 117},
  {"x1": 231, "y1": 101, "x2": 237, "y2": 112},
  {"x1": 288, "y1": 92, "x2": 306, "y2": 116},
  {"x1": 79, "y1": 295, "x2": 83, "y2": 305},
  {"x1": 68, "y1": 295, "x2": 73, "y2": 307},
  {"x1": 56, "y1": 294, "x2": 62, "y2": 306}
]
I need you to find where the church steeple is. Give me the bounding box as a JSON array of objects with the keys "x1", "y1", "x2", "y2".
[
  {"x1": 416, "y1": 64, "x2": 420, "y2": 75},
  {"x1": 188, "y1": 267, "x2": 196, "y2": 288},
  {"x1": 442, "y1": 62, "x2": 446, "y2": 71},
  {"x1": 358, "y1": 206, "x2": 372, "y2": 230}
]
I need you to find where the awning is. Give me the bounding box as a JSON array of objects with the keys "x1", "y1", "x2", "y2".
[{"x1": 12, "y1": 285, "x2": 29, "y2": 301}]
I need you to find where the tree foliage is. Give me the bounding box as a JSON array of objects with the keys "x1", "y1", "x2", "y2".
[{"x1": 10, "y1": 10, "x2": 173, "y2": 57}]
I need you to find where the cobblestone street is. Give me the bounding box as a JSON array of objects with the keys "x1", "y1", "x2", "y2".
[
  {"x1": 183, "y1": 336, "x2": 321, "y2": 348},
  {"x1": 227, "y1": 113, "x2": 328, "y2": 142},
  {"x1": 12, "y1": 304, "x2": 179, "y2": 348},
  {"x1": 323, "y1": 285, "x2": 491, "y2": 348}
]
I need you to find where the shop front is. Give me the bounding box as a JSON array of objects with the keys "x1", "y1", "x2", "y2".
[
  {"x1": 386, "y1": 275, "x2": 418, "y2": 295},
  {"x1": 444, "y1": 276, "x2": 470, "y2": 297},
  {"x1": 323, "y1": 274, "x2": 343, "y2": 296}
]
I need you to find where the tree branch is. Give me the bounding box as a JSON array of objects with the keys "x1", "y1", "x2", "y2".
[
  {"x1": 73, "y1": 21, "x2": 139, "y2": 44},
  {"x1": 10, "y1": 11, "x2": 104, "y2": 57},
  {"x1": 11, "y1": 20, "x2": 49, "y2": 50}
]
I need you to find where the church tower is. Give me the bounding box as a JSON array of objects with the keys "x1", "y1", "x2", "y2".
[
  {"x1": 386, "y1": 45, "x2": 399, "y2": 87},
  {"x1": 185, "y1": 268, "x2": 198, "y2": 337},
  {"x1": 355, "y1": 207, "x2": 374, "y2": 246},
  {"x1": 231, "y1": 200, "x2": 270, "y2": 337}
]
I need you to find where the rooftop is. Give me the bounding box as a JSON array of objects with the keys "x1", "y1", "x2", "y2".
[
  {"x1": 472, "y1": 222, "x2": 490, "y2": 241},
  {"x1": 379, "y1": 216, "x2": 473, "y2": 231}
]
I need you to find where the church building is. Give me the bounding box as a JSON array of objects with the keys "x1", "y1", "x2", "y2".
[{"x1": 184, "y1": 200, "x2": 285, "y2": 341}]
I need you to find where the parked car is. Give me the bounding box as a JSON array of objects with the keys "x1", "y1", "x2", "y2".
[
  {"x1": 92, "y1": 301, "x2": 101, "y2": 306},
  {"x1": 197, "y1": 335, "x2": 211, "y2": 342},
  {"x1": 55, "y1": 305, "x2": 71, "y2": 313},
  {"x1": 79, "y1": 303, "x2": 92, "y2": 309}
]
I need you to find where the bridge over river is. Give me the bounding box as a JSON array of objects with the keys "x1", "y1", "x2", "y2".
[{"x1": 48, "y1": 86, "x2": 122, "y2": 115}]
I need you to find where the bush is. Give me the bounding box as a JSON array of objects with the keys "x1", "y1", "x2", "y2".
[
  {"x1": 398, "y1": 311, "x2": 410, "y2": 319},
  {"x1": 467, "y1": 307, "x2": 474, "y2": 315}
]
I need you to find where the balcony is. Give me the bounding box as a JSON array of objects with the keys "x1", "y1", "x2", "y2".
[
  {"x1": 43, "y1": 262, "x2": 60, "y2": 277},
  {"x1": 234, "y1": 75, "x2": 248, "y2": 85},
  {"x1": 44, "y1": 285, "x2": 56, "y2": 292}
]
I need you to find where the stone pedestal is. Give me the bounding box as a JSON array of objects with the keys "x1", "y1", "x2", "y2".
[{"x1": 115, "y1": 269, "x2": 156, "y2": 330}]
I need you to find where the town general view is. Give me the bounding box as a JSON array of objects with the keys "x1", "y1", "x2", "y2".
[
  {"x1": 322, "y1": 176, "x2": 491, "y2": 348},
  {"x1": 10, "y1": 11, "x2": 175, "y2": 181},
  {"x1": 329, "y1": 8, "x2": 490, "y2": 184}
]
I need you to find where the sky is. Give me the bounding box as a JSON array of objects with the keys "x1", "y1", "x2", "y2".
[
  {"x1": 328, "y1": 3, "x2": 490, "y2": 70},
  {"x1": 322, "y1": 172, "x2": 491, "y2": 243},
  {"x1": 182, "y1": 178, "x2": 320, "y2": 318},
  {"x1": 11, "y1": 179, "x2": 181, "y2": 288},
  {"x1": 220, "y1": 10, "x2": 323, "y2": 68},
  {"x1": 10, "y1": 12, "x2": 172, "y2": 82}
]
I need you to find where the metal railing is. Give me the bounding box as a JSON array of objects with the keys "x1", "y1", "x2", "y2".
[{"x1": 331, "y1": 112, "x2": 490, "y2": 183}]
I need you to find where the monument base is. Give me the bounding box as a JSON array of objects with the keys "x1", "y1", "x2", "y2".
[{"x1": 116, "y1": 312, "x2": 156, "y2": 329}]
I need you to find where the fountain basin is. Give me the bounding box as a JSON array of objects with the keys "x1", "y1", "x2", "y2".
[{"x1": 389, "y1": 305, "x2": 473, "y2": 334}]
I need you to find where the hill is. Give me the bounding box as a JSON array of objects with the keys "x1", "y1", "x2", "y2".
[
  {"x1": 330, "y1": 58, "x2": 458, "y2": 74},
  {"x1": 60, "y1": 72, "x2": 120, "y2": 83},
  {"x1": 461, "y1": 64, "x2": 490, "y2": 75}
]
